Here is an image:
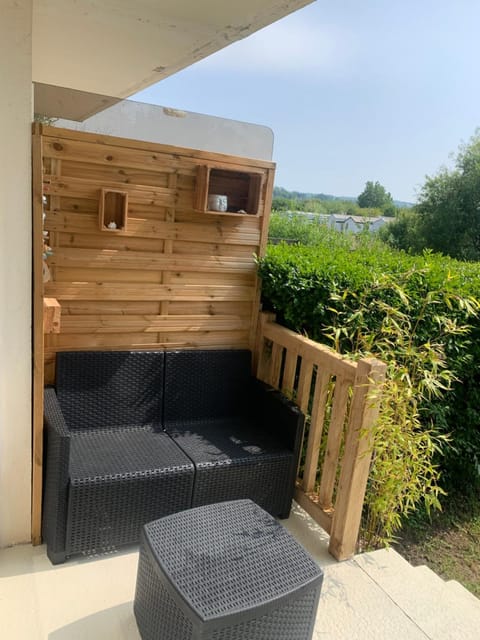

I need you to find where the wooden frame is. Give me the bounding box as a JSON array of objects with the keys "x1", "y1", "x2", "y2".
[
  {"x1": 255, "y1": 312, "x2": 386, "y2": 561},
  {"x1": 32, "y1": 124, "x2": 44, "y2": 545},
  {"x1": 98, "y1": 188, "x2": 128, "y2": 232},
  {"x1": 194, "y1": 164, "x2": 264, "y2": 216}
]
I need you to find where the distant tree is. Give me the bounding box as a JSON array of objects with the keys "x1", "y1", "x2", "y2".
[
  {"x1": 271, "y1": 196, "x2": 292, "y2": 211},
  {"x1": 379, "y1": 208, "x2": 424, "y2": 252},
  {"x1": 380, "y1": 131, "x2": 480, "y2": 260},
  {"x1": 358, "y1": 181, "x2": 395, "y2": 215},
  {"x1": 413, "y1": 132, "x2": 480, "y2": 261}
]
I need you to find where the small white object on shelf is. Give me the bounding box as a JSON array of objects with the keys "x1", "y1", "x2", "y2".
[
  {"x1": 107, "y1": 221, "x2": 117, "y2": 229},
  {"x1": 207, "y1": 194, "x2": 228, "y2": 212}
]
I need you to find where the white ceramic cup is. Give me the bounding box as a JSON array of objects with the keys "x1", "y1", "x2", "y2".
[{"x1": 208, "y1": 194, "x2": 228, "y2": 212}]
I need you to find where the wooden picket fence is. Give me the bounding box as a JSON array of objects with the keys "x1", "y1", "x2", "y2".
[{"x1": 255, "y1": 312, "x2": 386, "y2": 560}]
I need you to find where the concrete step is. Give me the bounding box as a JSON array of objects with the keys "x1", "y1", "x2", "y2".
[
  {"x1": 445, "y1": 579, "x2": 480, "y2": 612},
  {"x1": 412, "y1": 563, "x2": 452, "y2": 590},
  {"x1": 314, "y1": 555, "x2": 430, "y2": 639},
  {"x1": 355, "y1": 549, "x2": 480, "y2": 640}
]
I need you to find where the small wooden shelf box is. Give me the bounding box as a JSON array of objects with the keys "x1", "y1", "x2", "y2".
[
  {"x1": 99, "y1": 188, "x2": 128, "y2": 232},
  {"x1": 194, "y1": 165, "x2": 263, "y2": 216}
]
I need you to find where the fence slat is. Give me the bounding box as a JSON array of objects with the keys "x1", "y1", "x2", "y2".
[
  {"x1": 317, "y1": 378, "x2": 351, "y2": 509},
  {"x1": 302, "y1": 369, "x2": 331, "y2": 493},
  {"x1": 267, "y1": 342, "x2": 283, "y2": 388},
  {"x1": 296, "y1": 358, "x2": 313, "y2": 415},
  {"x1": 282, "y1": 349, "x2": 298, "y2": 396}
]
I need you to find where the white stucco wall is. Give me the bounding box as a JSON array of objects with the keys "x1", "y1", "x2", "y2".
[
  {"x1": 56, "y1": 100, "x2": 274, "y2": 161},
  {"x1": 0, "y1": 1, "x2": 33, "y2": 546}
]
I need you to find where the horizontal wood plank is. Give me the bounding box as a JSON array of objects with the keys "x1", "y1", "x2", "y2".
[
  {"x1": 41, "y1": 125, "x2": 275, "y2": 170},
  {"x1": 44, "y1": 282, "x2": 256, "y2": 302},
  {"x1": 59, "y1": 314, "x2": 250, "y2": 334},
  {"x1": 47, "y1": 331, "x2": 250, "y2": 350},
  {"x1": 49, "y1": 247, "x2": 256, "y2": 274},
  {"x1": 44, "y1": 174, "x2": 176, "y2": 206},
  {"x1": 45, "y1": 212, "x2": 261, "y2": 245},
  {"x1": 60, "y1": 160, "x2": 171, "y2": 188}
]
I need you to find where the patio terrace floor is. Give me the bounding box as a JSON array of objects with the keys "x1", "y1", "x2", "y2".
[{"x1": 1, "y1": 501, "x2": 479, "y2": 640}]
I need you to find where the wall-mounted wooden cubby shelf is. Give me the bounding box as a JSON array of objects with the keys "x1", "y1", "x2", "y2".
[
  {"x1": 98, "y1": 188, "x2": 128, "y2": 232},
  {"x1": 194, "y1": 165, "x2": 263, "y2": 216}
]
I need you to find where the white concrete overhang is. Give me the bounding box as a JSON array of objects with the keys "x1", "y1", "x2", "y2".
[{"x1": 33, "y1": 0, "x2": 314, "y2": 120}]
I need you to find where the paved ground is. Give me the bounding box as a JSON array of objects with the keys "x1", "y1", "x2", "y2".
[{"x1": 1, "y1": 502, "x2": 479, "y2": 639}]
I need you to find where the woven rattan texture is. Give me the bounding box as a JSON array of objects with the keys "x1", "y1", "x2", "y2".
[
  {"x1": 209, "y1": 590, "x2": 320, "y2": 640},
  {"x1": 164, "y1": 350, "x2": 252, "y2": 424},
  {"x1": 144, "y1": 500, "x2": 322, "y2": 621},
  {"x1": 135, "y1": 545, "x2": 194, "y2": 640},
  {"x1": 167, "y1": 419, "x2": 293, "y2": 515},
  {"x1": 67, "y1": 430, "x2": 194, "y2": 553},
  {"x1": 193, "y1": 454, "x2": 291, "y2": 515},
  {"x1": 43, "y1": 348, "x2": 304, "y2": 562},
  {"x1": 135, "y1": 544, "x2": 319, "y2": 640},
  {"x1": 69, "y1": 429, "x2": 192, "y2": 479},
  {"x1": 42, "y1": 388, "x2": 71, "y2": 557},
  {"x1": 135, "y1": 500, "x2": 322, "y2": 639},
  {"x1": 56, "y1": 351, "x2": 164, "y2": 431}
]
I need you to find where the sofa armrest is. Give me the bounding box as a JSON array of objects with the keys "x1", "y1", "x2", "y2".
[
  {"x1": 42, "y1": 387, "x2": 71, "y2": 563},
  {"x1": 250, "y1": 378, "x2": 305, "y2": 456},
  {"x1": 249, "y1": 378, "x2": 305, "y2": 517},
  {"x1": 44, "y1": 386, "x2": 70, "y2": 438}
]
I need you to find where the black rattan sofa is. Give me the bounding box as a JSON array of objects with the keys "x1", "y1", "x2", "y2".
[{"x1": 42, "y1": 349, "x2": 304, "y2": 564}]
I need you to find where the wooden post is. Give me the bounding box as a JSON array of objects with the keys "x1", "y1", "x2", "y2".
[
  {"x1": 43, "y1": 298, "x2": 61, "y2": 334},
  {"x1": 253, "y1": 310, "x2": 275, "y2": 378},
  {"x1": 249, "y1": 166, "x2": 275, "y2": 356},
  {"x1": 32, "y1": 125, "x2": 45, "y2": 544},
  {"x1": 328, "y1": 357, "x2": 386, "y2": 561}
]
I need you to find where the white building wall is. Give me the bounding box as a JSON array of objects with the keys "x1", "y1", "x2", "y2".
[{"x1": 0, "y1": 0, "x2": 33, "y2": 546}]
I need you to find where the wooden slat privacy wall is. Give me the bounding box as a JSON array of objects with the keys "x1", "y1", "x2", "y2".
[{"x1": 32, "y1": 124, "x2": 275, "y2": 541}]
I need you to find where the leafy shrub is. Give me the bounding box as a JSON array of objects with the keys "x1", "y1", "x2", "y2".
[
  {"x1": 325, "y1": 271, "x2": 476, "y2": 547},
  {"x1": 258, "y1": 228, "x2": 480, "y2": 544},
  {"x1": 268, "y1": 211, "x2": 328, "y2": 245}
]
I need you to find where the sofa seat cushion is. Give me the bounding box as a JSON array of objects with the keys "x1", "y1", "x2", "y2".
[
  {"x1": 66, "y1": 429, "x2": 194, "y2": 554},
  {"x1": 165, "y1": 418, "x2": 294, "y2": 516}
]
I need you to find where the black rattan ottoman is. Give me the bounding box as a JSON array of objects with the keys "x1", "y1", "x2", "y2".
[{"x1": 133, "y1": 499, "x2": 323, "y2": 640}]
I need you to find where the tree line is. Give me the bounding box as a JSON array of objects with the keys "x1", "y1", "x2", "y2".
[
  {"x1": 381, "y1": 130, "x2": 480, "y2": 261},
  {"x1": 273, "y1": 183, "x2": 402, "y2": 218}
]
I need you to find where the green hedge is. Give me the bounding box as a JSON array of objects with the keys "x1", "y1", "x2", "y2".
[{"x1": 258, "y1": 231, "x2": 480, "y2": 490}]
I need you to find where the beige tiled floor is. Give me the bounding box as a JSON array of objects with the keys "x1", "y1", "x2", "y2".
[{"x1": 1, "y1": 502, "x2": 479, "y2": 639}]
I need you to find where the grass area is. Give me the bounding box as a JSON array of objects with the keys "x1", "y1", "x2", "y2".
[{"x1": 393, "y1": 488, "x2": 480, "y2": 597}]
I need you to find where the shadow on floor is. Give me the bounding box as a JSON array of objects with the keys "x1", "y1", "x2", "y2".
[{"x1": 48, "y1": 602, "x2": 140, "y2": 640}]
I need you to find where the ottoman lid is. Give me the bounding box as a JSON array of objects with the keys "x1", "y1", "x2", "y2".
[{"x1": 142, "y1": 499, "x2": 323, "y2": 632}]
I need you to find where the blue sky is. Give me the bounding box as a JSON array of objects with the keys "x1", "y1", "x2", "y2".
[{"x1": 133, "y1": 1, "x2": 480, "y2": 203}]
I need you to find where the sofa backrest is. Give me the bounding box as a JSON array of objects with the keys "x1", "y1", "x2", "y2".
[
  {"x1": 164, "y1": 350, "x2": 252, "y2": 425},
  {"x1": 55, "y1": 351, "x2": 164, "y2": 431}
]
